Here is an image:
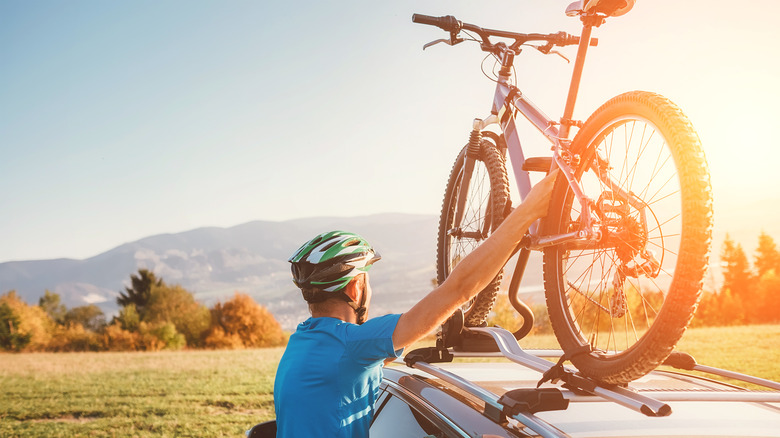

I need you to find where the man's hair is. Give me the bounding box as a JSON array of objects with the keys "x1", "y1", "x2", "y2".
[{"x1": 301, "y1": 288, "x2": 351, "y2": 304}]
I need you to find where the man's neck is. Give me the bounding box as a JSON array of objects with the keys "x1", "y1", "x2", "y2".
[{"x1": 310, "y1": 298, "x2": 357, "y2": 324}]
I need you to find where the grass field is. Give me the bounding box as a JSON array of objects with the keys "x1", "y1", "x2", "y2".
[{"x1": 1, "y1": 324, "x2": 778, "y2": 437}]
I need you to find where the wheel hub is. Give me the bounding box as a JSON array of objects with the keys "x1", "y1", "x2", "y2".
[{"x1": 614, "y1": 216, "x2": 647, "y2": 264}]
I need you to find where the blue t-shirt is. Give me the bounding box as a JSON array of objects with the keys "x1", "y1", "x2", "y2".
[{"x1": 274, "y1": 314, "x2": 403, "y2": 438}]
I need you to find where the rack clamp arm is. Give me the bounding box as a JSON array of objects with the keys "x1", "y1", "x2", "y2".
[{"x1": 537, "y1": 343, "x2": 596, "y2": 394}]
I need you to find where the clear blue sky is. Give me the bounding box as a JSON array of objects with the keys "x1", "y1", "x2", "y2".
[{"x1": 2, "y1": 0, "x2": 779, "y2": 263}]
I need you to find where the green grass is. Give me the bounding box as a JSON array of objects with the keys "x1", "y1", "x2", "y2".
[
  {"x1": 1, "y1": 324, "x2": 778, "y2": 437},
  {"x1": 671, "y1": 324, "x2": 780, "y2": 384},
  {"x1": 512, "y1": 324, "x2": 780, "y2": 385},
  {"x1": 0, "y1": 348, "x2": 284, "y2": 437}
]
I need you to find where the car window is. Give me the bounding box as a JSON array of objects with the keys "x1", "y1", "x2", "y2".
[{"x1": 370, "y1": 393, "x2": 448, "y2": 438}]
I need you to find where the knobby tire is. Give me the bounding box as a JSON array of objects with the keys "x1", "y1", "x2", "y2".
[
  {"x1": 437, "y1": 138, "x2": 510, "y2": 327},
  {"x1": 542, "y1": 91, "x2": 713, "y2": 384}
]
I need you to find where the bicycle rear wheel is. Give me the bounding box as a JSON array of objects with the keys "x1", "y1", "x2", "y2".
[
  {"x1": 542, "y1": 91, "x2": 713, "y2": 384},
  {"x1": 437, "y1": 137, "x2": 510, "y2": 326}
]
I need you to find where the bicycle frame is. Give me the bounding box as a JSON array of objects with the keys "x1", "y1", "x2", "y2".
[{"x1": 473, "y1": 22, "x2": 599, "y2": 249}]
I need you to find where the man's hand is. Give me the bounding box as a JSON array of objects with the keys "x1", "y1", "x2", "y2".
[{"x1": 520, "y1": 169, "x2": 558, "y2": 221}]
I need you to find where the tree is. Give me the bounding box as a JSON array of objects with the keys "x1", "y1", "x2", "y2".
[
  {"x1": 720, "y1": 235, "x2": 753, "y2": 307},
  {"x1": 39, "y1": 290, "x2": 67, "y2": 324},
  {"x1": 205, "y1": 293, "x2": 285, "y2": 349},
  {"x1": 144, "y1": 284, "x2": 210, "y2": 347},
  {"x1": 117, "y1": 269, "x2": 164, "y2": 318},
  {"x1": 0, "y1": 302, "x2": 31, "y2": 351},
  {"x1": 755, "y1": 270, "x2": 780, "y2": 323},
  {"x1": 64, "y1": 305, "x2": 107, "y2": 332},
  {"x1": 1, "y1": 291, "x2": 53, "y2": 350},
  {"x1": 755, "y1": 231, "x2": 780, "y2": 279},
  {"x1": 115, "y1": 303, "x2": 141, "y2": 331}
]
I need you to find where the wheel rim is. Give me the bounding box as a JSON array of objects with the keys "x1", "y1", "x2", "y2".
[
  {"x1": 555, "y1": 116, "x2": 683, "y2": 356},
  {"x1": 442, "y1": 154, "x2": 500, "y2": 324}
]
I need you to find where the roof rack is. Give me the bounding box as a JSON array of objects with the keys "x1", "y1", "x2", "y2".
[
  {"x1": 454, "y1": 344, "x2": 780, "y2": 392},
  {"x1": 403, "y1": 326, "x2": 780, "y2": 436},
  {"x1": 661, "y1": 350, "x2": 780, "y2": 391},
  {"x1": 405, "y1": 327, "x2": 670, "y2": 420}
]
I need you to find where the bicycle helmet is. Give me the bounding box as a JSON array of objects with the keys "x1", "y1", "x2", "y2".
[{"x1": 288, "y1": 230, "x2": 381, "y2": 297}]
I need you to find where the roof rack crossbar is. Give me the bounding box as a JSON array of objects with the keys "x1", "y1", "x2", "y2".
[
  {"x1": 568, "y1": 391, "x2": 780, "y2": 403},
  {"x1": 471, "y1": 327, "x2": 673, "y2": 417},
  {"x1": 691, "y1": 364, "x2": 780, "y2": 391},
  {"x1": 663, "y1": 351, "x2": 780, "y2": 391}
]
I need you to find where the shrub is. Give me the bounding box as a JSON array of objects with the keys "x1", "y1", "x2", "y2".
[
  {"x1": 203, "y1": 326, "x2": 245, "y2": 350},
  {"x1": 47, "y1": 323, "x2": 101, "y2": 352},
  {"x1": 101, "y1": 323, "x2": 140, "y2": 351},
  {"x1": 136, "y1": 321, "x2": 185, "y2": 351},
  {"x1": 205, "y1": 293, "x2": 285, "y2": 349}
]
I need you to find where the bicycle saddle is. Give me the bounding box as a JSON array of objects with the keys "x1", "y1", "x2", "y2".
[{"x1": 566, "y1": 0, "x2": 635, "y2": 17}]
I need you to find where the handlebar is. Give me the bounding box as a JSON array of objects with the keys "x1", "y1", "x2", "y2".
[{"x1": 412, "y1": 13, "x2": 598, "y2": 52}]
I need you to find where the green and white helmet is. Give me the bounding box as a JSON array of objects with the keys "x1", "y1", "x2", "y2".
[{"x1": 288, "y1": 230, "x2": 381, "y2": 295}]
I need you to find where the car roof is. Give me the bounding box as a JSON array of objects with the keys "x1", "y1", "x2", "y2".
[{"x1": 385, "y1": 360, "x2": 780, "y2": 438}]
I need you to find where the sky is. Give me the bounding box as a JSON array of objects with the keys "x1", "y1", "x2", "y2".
[{"x1": 1, "y1": 0, "x2": 779, "y2": 263}]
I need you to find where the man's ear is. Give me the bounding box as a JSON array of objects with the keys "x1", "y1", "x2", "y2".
[{"x1": 343, "y1": 274, "x2": 365, "y2": 303}]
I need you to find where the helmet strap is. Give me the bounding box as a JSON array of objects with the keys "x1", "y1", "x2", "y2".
[{"x1": 345, "y1": 282, "x2": 368, "y2": 325}]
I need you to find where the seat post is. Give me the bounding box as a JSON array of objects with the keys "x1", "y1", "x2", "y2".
[{"x1": 559, "y1": 20, "x2": 597, "y2": 140}]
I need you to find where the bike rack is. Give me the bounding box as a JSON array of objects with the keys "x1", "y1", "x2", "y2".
[
  {"x1": 470, "y1": 327, "x2": 672, "y2": 417},
  {"x1": 403, "y1": 326, "x2": 780, "y2": 438}
]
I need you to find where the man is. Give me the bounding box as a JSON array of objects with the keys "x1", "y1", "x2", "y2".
[{"x1": 274, "y1": 171, "x2": 556, "y2": 437}]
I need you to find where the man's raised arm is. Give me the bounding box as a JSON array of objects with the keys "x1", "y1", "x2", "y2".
[{"x1": 392, "y1": 170, "x2": 558, "y2": 350}]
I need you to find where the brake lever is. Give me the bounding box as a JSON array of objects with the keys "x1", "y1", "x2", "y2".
[
  {"x1": 550, "y1": 50, "x2": 570, "y2": 63},
  {"x1": 423, "y1": 36, "x2": 464, "y2": 50},
  {"x1": 532, "y1": 44, "x2": 571, "y2": 63}
]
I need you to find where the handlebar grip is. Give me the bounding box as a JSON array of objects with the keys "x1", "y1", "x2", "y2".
[
  {"x1": 412, "y1": 13, "x2": 439, "y2": 26},
  {"x1": 412, "y1": 14, "x2": 461, "y2": 33}
]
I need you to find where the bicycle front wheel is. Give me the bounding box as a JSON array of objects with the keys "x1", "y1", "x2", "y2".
[
  {"x1": 437, "y1": 137, "x2": 510, "y2": 326},
  {"x1": 542, "y1": 91, "x2": 713, "y2": 384}
]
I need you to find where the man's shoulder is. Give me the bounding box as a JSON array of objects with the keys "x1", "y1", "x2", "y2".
[
  {"x1": 295, "y1": 314, "x2": 401, "y2": 340},
  {"x1": 346, "y1": 314, "x2": 402, "y2": 338}
]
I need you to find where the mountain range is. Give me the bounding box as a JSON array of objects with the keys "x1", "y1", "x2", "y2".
[
  {"x1": 6, "y1": 198, "x2": 772, "y2": 331},
  {"x1": 0, "y1": 213, "x2": 546, "y2": 330}
]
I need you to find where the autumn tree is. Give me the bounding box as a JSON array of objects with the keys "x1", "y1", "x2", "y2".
[
  {"x1": 0, "y1": 302, "x2": 31, "y2": 351},
  {"x1": 1, "y1": 291, "x2": 53, "y2": 350},
  {"x1": 144, "y1": 284, "x2": 210, "y2": 347},
  {"x1": 755, "y1": 270, "x2": 780, "y2": 323},
  {"x1": 117, "y1": 269, "x2": 163, "y2": 319},
  {"x1": 720, "y1": 235, "x2": 754, "y2": 322},
  {"x1": 114, "y1": 304, "x2": 141, "y2": 331},
  {"x1": 39, "y1": 290, "x2": 67, "y2": 324},
  {"x1": 64, "y1": 304, "x2": 107, "y2": 332},
  {"x1": 109, "y1": 271, "x2": 210, "y2": 349},
  {"x1": 755, "y1": 231, "x2": 780, "y2": 279},
  {"x1": 205, "y1": 293, "x2": 285, "y2": 349}
]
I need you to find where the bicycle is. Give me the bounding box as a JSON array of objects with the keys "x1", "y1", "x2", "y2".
[{"x1": 414, "y1": 0, "x2": 713, "y2": 384}]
